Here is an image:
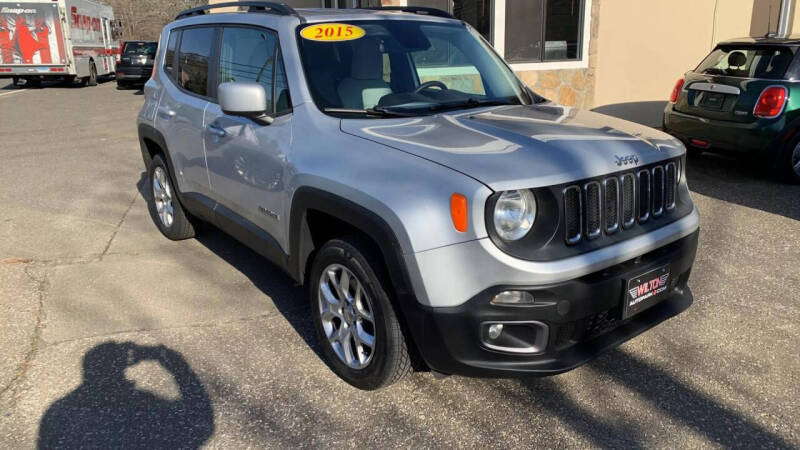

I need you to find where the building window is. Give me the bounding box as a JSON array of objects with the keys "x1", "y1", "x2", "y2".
[
  {"x1": 347, "y1": 0, "x2": 589, "y2": 68},
  {"x1": 504, "y1": 0, "x2": 583, "y2": 63}
]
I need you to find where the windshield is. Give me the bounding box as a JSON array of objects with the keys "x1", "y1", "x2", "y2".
[
  {"x1": 123, "y1": 42, "x2": 158, "y2": 56},
  {"x1": 695, "y1": 45, "x2": 794, "y2": 79},
  {"x1": 296, "y1": 20, "x2": 533, "y2": 116}
]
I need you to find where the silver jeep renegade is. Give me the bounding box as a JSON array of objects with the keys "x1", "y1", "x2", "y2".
[{"x1": 138, "y1": 3, "x2": 700, "y2": 390}]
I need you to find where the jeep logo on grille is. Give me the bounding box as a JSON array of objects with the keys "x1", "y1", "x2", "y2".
[{"x1": 615, "y1": 154, "x2": 639, "y2": 166}]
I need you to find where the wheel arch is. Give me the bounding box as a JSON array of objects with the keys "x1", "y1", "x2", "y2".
[
  {"x1": 288, "y1": 187, "x2": 413, "y2": 297},
  {"x1": 289, "y1": 186, "x2": 427, "y2": 370},
  {"x1": 137, "y1": 123, "x2": 175, "y2": 179}
]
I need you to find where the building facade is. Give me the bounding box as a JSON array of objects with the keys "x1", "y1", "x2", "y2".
[{"x1": 210, "y1": 0, "x2": 800, "y2": 125}]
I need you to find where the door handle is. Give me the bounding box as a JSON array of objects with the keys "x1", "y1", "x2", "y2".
[
  {"x1": 157, "y1": 107, "x2": 176, "y2": 119},
  {"x1": 206, "y1": 123, "x2": 227, "y2": 138}
]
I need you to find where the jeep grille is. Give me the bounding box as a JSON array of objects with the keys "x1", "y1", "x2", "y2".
[{"x1": 563, "y1": 161, "x2": 679, "y2": 245}]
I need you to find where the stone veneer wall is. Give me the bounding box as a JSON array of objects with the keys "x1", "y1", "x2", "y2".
[{"x1": 516, "y1": 0, "x2": 600, "y2": 109}]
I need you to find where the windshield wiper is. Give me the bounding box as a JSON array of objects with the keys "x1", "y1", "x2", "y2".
[
  {"x1": 322, "y1": 107, "x2": 416, "y2": 117},
  {"x1": 427, "y1": 97, "x2": 519, "y2": 112}
]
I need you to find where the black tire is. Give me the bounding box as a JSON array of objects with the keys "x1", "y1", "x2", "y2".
[
  {"x1": 84, "y1": 63, "x2": 97, "y2": 87},
  {"x1": 26, "y1": 78, "x2": 41, "y2": 88},
  {"x1": 147, "y1": 154, "x2": 196, "y2": 240},
  {"x1": 309, "y1": 237, "x2": 412, "y2": 390},
  {"x1": 116, "y1": 80, "x2": 129, "y2": 90},
  {"x1": 12, "y1": 76, "x2": 20, "y2": 86},
  {"x1": 780, "y1": 139, "x2": 800, "y2": 184}
]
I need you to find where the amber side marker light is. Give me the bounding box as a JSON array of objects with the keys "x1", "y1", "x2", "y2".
[{"x1": 450, "y1": 193, "x2": 468, "y2": 232}]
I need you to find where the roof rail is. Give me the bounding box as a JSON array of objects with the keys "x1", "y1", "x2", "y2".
[
  {"x1": 175, "y1": 2, "x2": 297, "y2": 21},
  {"x1": 361, "y1": 6, "x2": 454, "y2": 19}
]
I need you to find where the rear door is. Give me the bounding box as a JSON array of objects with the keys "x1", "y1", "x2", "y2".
[
  {"x1": 675, "y1": 45, "x2": 796, "y2": 123},
  {"x1": 203, "y1": 25, "x2": 293, "y2": 247},
  {"x1": 157, "y1": 26, "x2": 218, "y2": 199}
]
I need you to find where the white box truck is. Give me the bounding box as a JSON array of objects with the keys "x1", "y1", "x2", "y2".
[{"x1": 0, "y1": 0, "x2": 117, "y2": 87}]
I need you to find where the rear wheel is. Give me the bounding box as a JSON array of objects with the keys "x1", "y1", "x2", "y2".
[
  {"x1": 11, "y1": 76, "x2": 20, "y2": 86},
  {"x1": 783, "y1": 140, "x2": 800, "y2": 184},
  {"x1": 147, "y1": 154, "x2": 196, "y2": 240},
  {"x1": 309, "y1": 238, "x2": 412, "y2": 390},
  {"x1": 84, "y1": 62, "x2": 97, "y2": 87}
]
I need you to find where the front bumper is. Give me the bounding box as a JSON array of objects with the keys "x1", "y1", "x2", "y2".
[
  {"x1": 406, "y1": 230, "x2": 699, "y2": 377},
  {"x1": 663, "y1": 103, "x2": 783, "y2": 154}
]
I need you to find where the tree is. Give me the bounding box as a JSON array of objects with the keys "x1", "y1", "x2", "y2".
[{"x1": 105, "y1": 0, "x2": 208, "y2": 41}]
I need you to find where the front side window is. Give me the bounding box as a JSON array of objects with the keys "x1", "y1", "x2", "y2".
[
  {"x1": 297, "y1": 20, "x2": 532, "y2": 115},
  {"x1": 177, "y1": 27, "x2": 215, "y2": 97},
  {"x1": 695, "y1": 46, "x2": 795, "y2": 79},
  {"x1": 219, "y1": 27, "x2": 278, "y2": 112}
]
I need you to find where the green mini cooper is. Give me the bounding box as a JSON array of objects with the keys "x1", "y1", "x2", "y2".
[{"x1": 663, "y1": 36, "x2": 800, "y2": 183}]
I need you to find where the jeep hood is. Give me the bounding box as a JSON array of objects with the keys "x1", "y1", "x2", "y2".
[{"x1": 340, "y1": 104, "x2": 685, "y2": 191}]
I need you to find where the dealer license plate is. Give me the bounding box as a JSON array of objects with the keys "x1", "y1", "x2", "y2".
[
  {"x1": 623, "y1": 265, "x2": 671, "y2": 319},
  {"x1": 699, "y1": 92, "x2": 725, "y2": 110}
]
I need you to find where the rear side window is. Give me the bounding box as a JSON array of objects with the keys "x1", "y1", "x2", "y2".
[
  {"x1": 164, "y1": 31, "x2": 179, "y2": 76},
  {"x1": 219, "y1": 27, "x2": 278, "y2": 112},
  {"x1": 696, "y1": 46, "x2": 795, "y2": 79},
  {"x1": 178, "y1": 27, "x2": 215, "y2": 96}
]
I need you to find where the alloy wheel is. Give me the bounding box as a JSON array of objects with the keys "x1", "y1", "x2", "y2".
[
  {"x1": 318, "y1": 264, "x2": 377, "y2": 369},
  {"x1": 152, "y1": 166, "x2": 174, "y2": 228},
  {"x1": 793, "y1": 143, "x2": 800, "y2": 176}
]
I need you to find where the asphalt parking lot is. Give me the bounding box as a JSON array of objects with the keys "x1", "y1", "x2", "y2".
[{"x1": 0, "y1": 79, "x2": 798, "y2": 448}]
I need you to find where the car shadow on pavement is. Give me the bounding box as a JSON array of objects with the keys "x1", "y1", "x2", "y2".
[
  {"x1": 686, "y1": 151, "x2": 800, "y2": 221},
  {"x1": 511, "y1": 348, "x2": 792, "y2": 448},
  {"x1": 37, "y1": 342, "x2": 214, "y2": 449},
  {"x1": 134, "y1": 174, "x2": 320, "y2": 359}
]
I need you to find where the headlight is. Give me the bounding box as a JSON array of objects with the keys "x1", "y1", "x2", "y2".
[{"x1": 493, "y1": 190, "x2": 536, "y2": 241}]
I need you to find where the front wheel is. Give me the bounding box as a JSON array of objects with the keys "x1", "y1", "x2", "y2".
[{"x1": 309, "y1": 238, "x2": 412, "y2": 390}]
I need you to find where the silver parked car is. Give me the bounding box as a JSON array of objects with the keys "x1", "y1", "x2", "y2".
[{"x1": 137, "y1": 2, "x2": 700, "y2": 390}]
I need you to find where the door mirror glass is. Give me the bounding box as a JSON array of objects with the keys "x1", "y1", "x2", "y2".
[{"x1": 218, "y1": 82, "x2": 273, "y2": 124}]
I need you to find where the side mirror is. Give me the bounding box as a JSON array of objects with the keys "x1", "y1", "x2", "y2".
[{"x1": 218, "y1": 82, "x2": 274, "y2": 125}]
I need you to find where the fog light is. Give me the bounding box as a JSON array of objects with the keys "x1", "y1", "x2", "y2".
[
  {"x1": 488, "y1": 324, "x2": 504, "y2": 340},
  {"x1": 491, "y1": 290, "x2": 535, "y2": 305}
]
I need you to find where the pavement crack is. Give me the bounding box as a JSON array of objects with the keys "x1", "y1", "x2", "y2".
[
  {"x1": 0, "y1": 264, "x2": 48, "y2": 399},
  {"x1": 41, "y1": 312, "x2": 288, "y2": 348},
  {"x1": 100, "y1": 193, "x2": 138, "y2": 260}
]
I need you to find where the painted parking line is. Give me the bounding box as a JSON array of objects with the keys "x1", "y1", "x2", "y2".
[{"x1": 0, "y1": 88, "x2": 29, "y2": 98}]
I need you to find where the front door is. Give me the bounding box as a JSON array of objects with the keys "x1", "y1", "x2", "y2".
[{"x1": 203, "y1": 26, "x2": 293, "y2": 248}]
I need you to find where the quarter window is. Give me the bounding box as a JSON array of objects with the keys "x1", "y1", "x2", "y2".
[
  {"x1": 177, "y1": 27, "x2": 215, "y2": 97},
  {"x1": 164, "y1": 30, "x2": 179, "y2": 76},
  {"x1": 219, "y1": 27, "x2": 278, "y2": 112},
  {"x1": 274, "y1": 52, "x2": 292, "y2": 114}
]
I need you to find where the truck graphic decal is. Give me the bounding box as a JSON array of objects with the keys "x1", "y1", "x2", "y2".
[{"x1": 0, "y1": 3, "x2": 64, "y2": 65}]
